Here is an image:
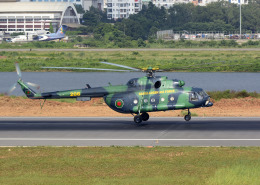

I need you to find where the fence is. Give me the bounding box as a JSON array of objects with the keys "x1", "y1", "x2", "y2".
[{"x1": 157, "y1": 30, "x2": 260, "y2": 40}]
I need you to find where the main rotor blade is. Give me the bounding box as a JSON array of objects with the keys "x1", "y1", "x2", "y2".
[
  {"x1": 15, "y1": 62, "x2": 22, "y2": 79},
  {"x1": 100, "y1": 62, "x2": 140, "y2": 71},
  {"x1": 5, "y1": 83, "x2": 17, "y2": 95},
  {"x1": 165, "y1": 63, "x2": 254, "y2": 71},
  {"x1": 162, "y1": 61, "x2": 254, "y2": 71},
  {"x1": 26, "y1": 82, "x2": 40, "y2": 89},
  {"x1": 181, "y1": 61, "x2": 228, "y2": 68},
  {"x1": 41, "y1": 67, "x2": 131, "y2": 72}
]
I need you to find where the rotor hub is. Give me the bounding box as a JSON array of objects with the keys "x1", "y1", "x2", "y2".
[{"x1": 142, "y1": 67, "x2": 159, "y2": 77}]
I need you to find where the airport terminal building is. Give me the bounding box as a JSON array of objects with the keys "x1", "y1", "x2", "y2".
[{"x1": 0, "y1": 2, "x2": 80, "y2": 33}]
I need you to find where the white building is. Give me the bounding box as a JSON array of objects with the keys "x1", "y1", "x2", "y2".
[
  {"x1": 107, "y1": 0, "x2": 142, "y2": 19},
  {"x1": 19, "y1": 0, "x2": 104, "y2": 11},
  {"x1": 193, "y1": 0, "x2": 248, "y2": 6},
  {"x1": 82, "y1": 0, "x2": 104, "y2": 11},
  {"x1": 152, "y1": 0, "x2": 248, "y2": 8},
  {"x1": 152, "y1": 0, "x2": 190, "y2": 8},
  {"x1": 0, "y1": 2, "x2": 80, "y2": 33},
  {"x1": 228, "y1": 0, "x2": 248, "y2": 5}
]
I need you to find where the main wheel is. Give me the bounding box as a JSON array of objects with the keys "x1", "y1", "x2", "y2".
[
  {"x1": 141, "y1": 112, "x2": 149, "y2": 121},
  {"x1": 184, "y1": 114, "x2": 191, "y2": 121},
  {"x1": 134, "y1": 115, "x2": 142, "y2": 124}
]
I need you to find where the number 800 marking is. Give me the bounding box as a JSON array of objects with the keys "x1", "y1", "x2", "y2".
[{"x1": 70, "y1": 92, "x2": 81, "y2": 96}]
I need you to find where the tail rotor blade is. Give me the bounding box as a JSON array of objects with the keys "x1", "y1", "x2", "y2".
[
  {"x1": 15, "y1": 62, "x2": 22, "y2": 79},
  {"x1": 26, "y1": 82, "x2": 40, "y2": 89},
  {"x1": 5, "y1": 83, "x2": 17, "y2": 95}
]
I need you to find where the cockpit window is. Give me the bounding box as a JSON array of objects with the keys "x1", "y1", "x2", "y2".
[
  {"x1": 190, "y1": 91, "x2": 208, "y2": 101},
  {"x1": 190, "y1": 92, "x2": 198, "y2": 101},
  {"x1": 197, "y1": 91, "x2": 208, "y2": 98}
]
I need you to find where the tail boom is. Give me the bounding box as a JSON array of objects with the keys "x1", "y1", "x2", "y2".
[{"x1": 18, "y1": 80, "x2": 37, "y2": 98}]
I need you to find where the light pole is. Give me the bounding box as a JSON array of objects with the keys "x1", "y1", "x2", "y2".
[{"x1": 240, "y1": 0, "x2": 242, "y2": 39}]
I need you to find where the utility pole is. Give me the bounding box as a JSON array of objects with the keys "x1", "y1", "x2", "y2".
[{"x1": 240, "y1": 0, "x2": 242, "y2": 39}]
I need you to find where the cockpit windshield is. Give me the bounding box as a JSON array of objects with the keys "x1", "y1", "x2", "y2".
[
  {"x1": 197, "y1": 91, "x2": 208, "y2": 98},
  {"x1": 190, "y1": 91, "x2": 208, "y2": 101}
]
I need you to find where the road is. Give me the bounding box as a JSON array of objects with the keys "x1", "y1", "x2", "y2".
[
  {"x1": 1, "y1": 48, "x2": 260, "y2": 52},
  {"x1": 0, "y1": 117, "x2": 260, "y2": 147}
]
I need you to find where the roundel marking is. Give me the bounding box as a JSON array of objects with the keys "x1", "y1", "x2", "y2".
[{"x1": 115, "y1": 99, "x2": 124, "y2": 108}]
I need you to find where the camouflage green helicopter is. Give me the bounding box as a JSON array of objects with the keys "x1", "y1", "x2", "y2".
[{"x1": 9, "y1": 62, "x2": 213, "y2": 124}]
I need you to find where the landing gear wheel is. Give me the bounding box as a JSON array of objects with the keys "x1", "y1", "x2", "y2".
[
  {"x1": 141, "y1": 112, "x2": 149, "y2": 121},
  {"x1": 184, "y1": 115, "x2": 191, "y2": 121},
  {"x1": 134, "y1": 115, "x2": 142, "y2": 124},
  {"x1": 184, "y1": 109, "x2": 191, "y2": 121}
]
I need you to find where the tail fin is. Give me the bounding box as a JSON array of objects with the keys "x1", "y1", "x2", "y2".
[
  {"x1": 8, "y1": 63, "x2": 40, "y2": 98},
  {"x1": 56, "y1": 25, "x2": 68, "y2": 36},
  {"x1": 17, "y1": 80, "x2": 36, "y2": 98}
]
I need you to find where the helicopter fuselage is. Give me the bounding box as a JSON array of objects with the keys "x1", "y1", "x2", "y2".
[
  {"x1": 103, "y1": 76, "x2": 212, "y2": 114},
  {"x1": 18, "y1": 75, "x2": 213, "y2": 114}
]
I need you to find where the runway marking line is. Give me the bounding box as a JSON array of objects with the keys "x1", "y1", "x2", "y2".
[{"x1": 1, "y1": 138, "x2": 260, "y2": 141}]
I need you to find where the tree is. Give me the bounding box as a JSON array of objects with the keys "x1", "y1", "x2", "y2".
[
  {"x1": 82, "y1": 7, "x2": 107, "y2": 27},
  {"x1": 49, "y1": 22, "x2": 54, "y2": 33},
  {"x1": 74, "y1": 4, "x2": 85, "y2": 14},
  {"x1": 167, "y1": 3, "x2": 195, "y2": 29},
  {"x1": 78, "y1": 1, "x2": 260, "y2": 40}
]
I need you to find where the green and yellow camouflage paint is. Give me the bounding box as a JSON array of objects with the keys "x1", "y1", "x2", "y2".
[{"x1": 17, "y1": 74, "x2": 213, "y2": 123}]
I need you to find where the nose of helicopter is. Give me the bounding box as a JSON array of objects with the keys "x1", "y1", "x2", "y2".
[
  {"x1": 205, "y1": 101, "x2": 213, "y2": 107},
  {"x1": 204, "y1": 97, "x2": 213, "y2": 107}
]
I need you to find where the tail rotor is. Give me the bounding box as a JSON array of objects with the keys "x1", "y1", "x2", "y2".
[
  {"x1": 5, "y1": 82, "x2": 17, "y2": 95},
  {"x1": 5, "y1": 63, "x2": 40, "y2": 96},
  {"x1": 26, "y1": 82, "x2": 40, "y2": 89},
  {"x1": 15, "y1": 62, "x2": 22, "y2": 79}
]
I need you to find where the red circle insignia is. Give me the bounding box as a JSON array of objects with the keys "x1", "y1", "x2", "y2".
[{"x1": 115, "y1": 99, "x2": 124, "y2": 108}]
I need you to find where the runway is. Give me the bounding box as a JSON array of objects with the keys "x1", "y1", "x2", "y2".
[{"x1": 0, "y1": 117, "x2": 260, "y2": 147}]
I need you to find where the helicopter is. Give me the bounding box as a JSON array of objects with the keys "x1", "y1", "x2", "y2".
[{"x1": 8, "y1": 62, "x2": 213, "y2": 124}]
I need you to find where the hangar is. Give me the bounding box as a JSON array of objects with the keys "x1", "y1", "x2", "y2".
[{"x1": 0, "y1": 2, "x2": 80, "y2": 33}]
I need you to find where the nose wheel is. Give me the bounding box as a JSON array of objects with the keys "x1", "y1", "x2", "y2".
[
  {"x1": 184, "y1": 109, "x2": 191, "y2": 121},
  {"x1": 133, "y1": 112, "x2": 150, "y2": 124},
  {"x1": 134, "y1": 115, "x2": 142, "y2": 124}
]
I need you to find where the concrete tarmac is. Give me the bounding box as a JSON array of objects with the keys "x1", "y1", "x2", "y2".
[{"x1": 0, "y1": 117, "x2": 260, "y2": 147}]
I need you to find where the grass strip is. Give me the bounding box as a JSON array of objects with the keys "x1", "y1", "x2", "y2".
[
  {"x1": 1, "y1": 39, "x2": 260, "y2": 49},
  {"x1": 206, "y1": 90, "x2": 260, "y2": 100},
  {"x1": 0, "y1": 50, "x2": 259, "y2": 72},
  {"x1": 1, "y1": 147, "x2": 260, "y2": 185}
]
